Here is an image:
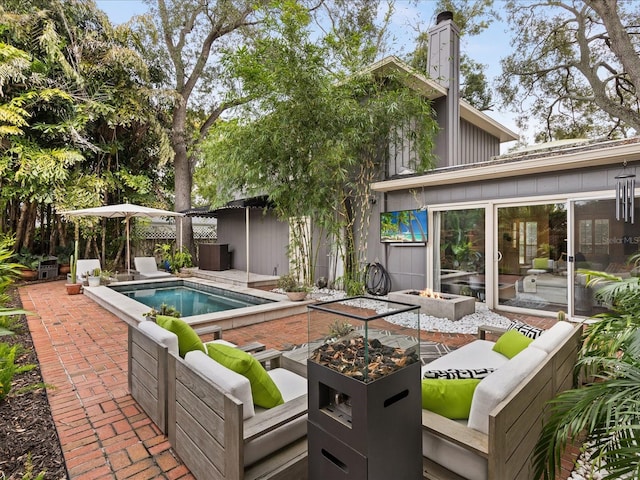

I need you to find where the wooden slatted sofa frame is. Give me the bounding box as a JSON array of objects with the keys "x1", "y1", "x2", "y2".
[
  {"x1": 128, "y1": 321, "x2": 308, "y2": 480},
  {"x1": 421, "y1": 321, "x2": 584, "y2": 480}
]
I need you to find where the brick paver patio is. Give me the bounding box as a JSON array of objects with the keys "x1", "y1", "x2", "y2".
[{"x1": 18, "y1": 279, "x2": 570, "y2": 479}]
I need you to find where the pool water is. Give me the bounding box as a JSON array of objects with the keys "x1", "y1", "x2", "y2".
[{"x1": 111, "y1": 284, "x2": 273, "y2": 317}]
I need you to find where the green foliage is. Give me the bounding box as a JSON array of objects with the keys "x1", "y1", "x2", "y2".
[
  {"x1": 20, "y1": 453, "x2": 46, "y2": 480},
  {"x1": 533, "y1": 253, "x2": 640, "y2": 479},
  {"x1": 196, "y1": 2, "x2": 438, "y2": 284},
  {"x1": 143, "y1": 303, "x2": 181, "y2": 319},
  {"x1": 0, "y1": 342, "x2": 38, "y2": 401},
  {"x1": 154, "y1": 243, "x2": 193, "y2": 273},
  {"x1": 327, "y1": 319, "x2": 354, "y2": 339},
  {"x1": 0, "y1": 2, "x2": 173, "y2": 255},
  {"x1": 277, "y1": 273, "x2": 309, "y2": 293},
  {"x1": 497, "y1": 0, "x2": 640, "y2": 141}
]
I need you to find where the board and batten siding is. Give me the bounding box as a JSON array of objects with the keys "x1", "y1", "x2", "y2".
[{"x1": 215, "y1": 209, "x2": 289, "y2": 277}]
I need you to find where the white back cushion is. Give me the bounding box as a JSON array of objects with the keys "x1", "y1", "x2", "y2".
[
  {"x1": 139, "y1": 320, "x2": 179, "y2": 356},
  {"x1": 467, "y1": 347, "x2": 547, "y2": 434},
  {"x1": 529, "y1": 321, "x2": 575, "y2": 353},
  {"x1": 134, "y1": 257, "x2": 160, "y2": 273},
  {"x1": 184, "y1": 350, "x2": 255, "y2": 419},
  {"x1": 423, "y1": 339, "x2": 509, "y2": 375}
]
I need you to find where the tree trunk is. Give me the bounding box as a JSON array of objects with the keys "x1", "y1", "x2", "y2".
[{"x1": 172, "y1": 101, "x2": 194, "y2": 255}]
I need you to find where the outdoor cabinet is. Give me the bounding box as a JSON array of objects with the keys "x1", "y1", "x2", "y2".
[
  {"x1": 199, "y1": 243, "x2": 230, "y2": 271},
  {"x1": 306, "y1": 297, "x2": 422, "y2": 480}
]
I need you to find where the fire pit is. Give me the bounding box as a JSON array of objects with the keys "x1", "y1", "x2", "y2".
[
  {"x1": 388, "y1": 288, "x2": 475, "y2": 321},
  {"x1": 307, "y1": 297, "x2": 422, "y2": 480},
  {"x1": 310, "y1": 335, "x2": 419, "y2": 383}
]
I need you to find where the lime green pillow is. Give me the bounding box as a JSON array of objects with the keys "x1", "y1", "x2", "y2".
[
  {"x1": 533, "y1": 257, "x2": 549, "y2": 269},
  {"x1": 421, "y1": 379, "x2": 481, "y2": 419},
  {"x1": 155, "y1": 315, "x2": 204, "y2": 358},
  {"x1": 206, "y1": 343, "x2": 284, "y2": 408},
  {"x1": 492, "y1": 329, "x2": 533, "y2": 359}
]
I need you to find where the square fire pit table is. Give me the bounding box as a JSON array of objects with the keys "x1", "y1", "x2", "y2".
[
  {"x1": 307, "y1": 296, "x2": 422, "y2": 480},
  {"x1": 388, "y1": 289, "x2": 475, "y2": 321}
]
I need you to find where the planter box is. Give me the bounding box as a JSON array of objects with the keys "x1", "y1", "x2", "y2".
[{"x1": 388, "y1": 289, "x2": 475, "y2": 321}]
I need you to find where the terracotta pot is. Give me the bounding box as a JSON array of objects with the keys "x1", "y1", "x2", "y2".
[
  {"x1": 65, "y1": 283, "x2": 82, "y2": 295},
  {"x1": 19, "y1": 269, "x2": 38, "y2": 281},
  {"x1": 59, "y1": 264, "x2": 70, "y2": 275},
  {"x1": 285, "y1": 291, "x2": 308, "y2": 302}
]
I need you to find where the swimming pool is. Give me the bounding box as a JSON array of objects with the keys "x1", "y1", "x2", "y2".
[
  {"x1": 110, "y1": 282, "x2": 273, "y2": 317},
  {"x1": 84, "y1": 277, "x2": 309, "y2": 331}
]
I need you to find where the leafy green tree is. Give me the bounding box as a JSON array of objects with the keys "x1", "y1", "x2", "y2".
[
  {"x1": 533, "y1": 255, "x2": 640, "y2": 479},
  {"x1": 498, "y1": 0, "x2": 640, "y2": 142},
  {"x1": 0, "y1": 1, "x2": 172, "y2": 264},
  {"x1": 133, "y1": 0, "x2": 397, "y2": 255},
  {"x1": 196, "y1": 2, "x2": 438, "y2": 284}
]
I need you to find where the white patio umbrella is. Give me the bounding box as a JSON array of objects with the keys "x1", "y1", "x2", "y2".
[{"x1": 59, "y1": 203, "x2": 184, "y2": 273}]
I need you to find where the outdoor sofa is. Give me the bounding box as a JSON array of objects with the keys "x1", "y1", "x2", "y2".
[
  {"x1": 128, "y1": 319, "x2": 308, "y2": 480},
  {"x1": 420, "y1": 320, "x2": 583, "y2": 480}
]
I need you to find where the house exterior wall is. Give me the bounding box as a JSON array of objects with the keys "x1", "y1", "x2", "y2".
[
  {"x1": 215, "y1": 209, "x2": 289, "y2": 276},
  {"x1": 369, "y1": 162, "x2": 629, "y2": 292}
]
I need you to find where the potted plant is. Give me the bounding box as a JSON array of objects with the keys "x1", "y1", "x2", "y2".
[
  {"x1": 65, "y1": 243, "x2": 82, "y2": 294},
  {"x1": 154, "y1": 243, "x2": 193, "y2": 274},
  {"x1": 142, "y1": 303, "x2": 181, "y2": 322},
  {"x1": 277, "y1": 273, "x2": 310, "y2": 301},
  {"x1": 14, "y1": 250, "x2": 40, "y2": 280},
  {"x1": 87, "y1": 267, "x2": 101, "y2": 287}
]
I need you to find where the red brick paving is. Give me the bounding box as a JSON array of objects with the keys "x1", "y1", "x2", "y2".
[{"x1": 19, "y1": 280, "x2": 575, "y2": 479}]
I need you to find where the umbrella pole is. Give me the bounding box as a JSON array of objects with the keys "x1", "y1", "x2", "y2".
[{"x1": 126, "y1": 217, "x2": 131, "y2": 274}]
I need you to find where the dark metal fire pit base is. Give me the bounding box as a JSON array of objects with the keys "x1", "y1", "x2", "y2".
[{"x1": 307, "y1": 359, "x2": 421, "y2": 480}]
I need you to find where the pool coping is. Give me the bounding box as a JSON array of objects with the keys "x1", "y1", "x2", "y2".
[{"x1": 83, "y1": 276, "x2": 312, "y2": 331}]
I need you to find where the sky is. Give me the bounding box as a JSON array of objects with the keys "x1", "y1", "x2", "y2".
[{"x1": 94, "y1": 0, "x2": 520, "y2": 147}]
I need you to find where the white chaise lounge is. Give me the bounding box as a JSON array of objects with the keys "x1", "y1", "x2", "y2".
[{"x1": 134, "y1": 257, "x2": 173, "y2": 278}]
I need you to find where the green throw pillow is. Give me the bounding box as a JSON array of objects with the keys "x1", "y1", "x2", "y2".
[
  {"x1": 533, "y1": 257, "x2": 549, "y2": 269},
  {"x1": 155, "y1": 315, "x2": 205, "y2": 358},
  {"x1": 492, "y1": 329, "x2": 533, "y2": 359},
  {"x1": 206, "y1": 343, "x2": 284, "y2": 408},
  {"x1": 421, "y1": 378, "x2": 481, "y2": 419}
]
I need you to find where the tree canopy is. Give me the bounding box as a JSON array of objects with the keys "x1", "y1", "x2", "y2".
[
  {"x1": 0, "y1": 0, "x2": 172, "y2": 263},
  {"x1": 195, "y1": 1, "x2": 438, "y2": 286},
  {"x1": 498, "y1": 0, "x2": 640, "y2": 142}
]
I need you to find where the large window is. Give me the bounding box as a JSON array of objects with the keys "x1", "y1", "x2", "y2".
[{"x1": 579, "y1": 219, "x2": 610, "y2": 255}]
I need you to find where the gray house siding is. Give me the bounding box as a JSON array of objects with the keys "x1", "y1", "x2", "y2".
[
  {"x1": 371, "y1": 162, "x2": 632, "y2": 292},
  {"x1": 460, "y1": 118, "x2": 500, "y2": 165},
  {"x1": 215, "y1": 209, "x2": 289, "y2": 276}
]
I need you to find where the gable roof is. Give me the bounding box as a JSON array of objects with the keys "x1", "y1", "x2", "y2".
[{"x1": 363, "y1": 56, "x2": 518, "y2": 143}]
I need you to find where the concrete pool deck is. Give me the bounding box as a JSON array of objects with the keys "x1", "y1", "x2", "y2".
[{"x1": 83, "y1": 276, "x2": 312, "y2": 331}]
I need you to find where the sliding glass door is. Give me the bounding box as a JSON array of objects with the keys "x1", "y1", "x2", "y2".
[
  {"x1": 434, "y1": 208, "x2": 486, "y2": 301},
  {"x1": 572, "y1": 198, "x2": 640, "y2": 316},
  {"x1": 496, "y1": 203, "x2": 568, "y2": 313}
]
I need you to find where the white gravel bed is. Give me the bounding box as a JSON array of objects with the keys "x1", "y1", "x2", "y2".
[{"x1": 303, "y1": 288, "x2": 514, "y2": 335}]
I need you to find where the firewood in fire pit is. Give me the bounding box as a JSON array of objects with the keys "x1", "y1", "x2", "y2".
[{"x1": 311, "y1": 335, "x2": 419, "y2": 382}]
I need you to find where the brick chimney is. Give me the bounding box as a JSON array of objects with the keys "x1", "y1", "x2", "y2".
[{"x1": 427, "y1": 11, "x2": 461, "y2": 166}]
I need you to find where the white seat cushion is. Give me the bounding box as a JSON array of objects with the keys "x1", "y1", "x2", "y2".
[
  {"x1": 467, "y1": 347, "x2": 547, "y2": 434},
  {"x1": 138, "y1": 320, "x2": 179, "y2": 356},
  {"x1": 267, "y1": 368, "x2": 307, "y2": 402},
  {"x1": 529, "y1": 321, "x2": 575, "y2": 353},
  {"x1": 422, "y1": 340, "x2": 509, "y2": 377},
  {"x1": 245, "y1": 368, "x2": 307, "y2": 466},
  {"x1": 423, "y1": 427, "x2": 487, "y2": 480},
  {"x1": 184, "y1": 350, "x2": 255, "y2": 419}
]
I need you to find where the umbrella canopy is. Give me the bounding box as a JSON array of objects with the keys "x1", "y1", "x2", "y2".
[{"x1": 60, "y1": 203, "x2": 184, "y2": 272}]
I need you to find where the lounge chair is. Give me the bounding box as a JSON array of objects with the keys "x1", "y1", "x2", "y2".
[
  {"x1": 76, "y1": 259, "x2": 101, "y2": 281},
  {"x1": 134, "y1": 257, "x2": 173, "y2": 278}
]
